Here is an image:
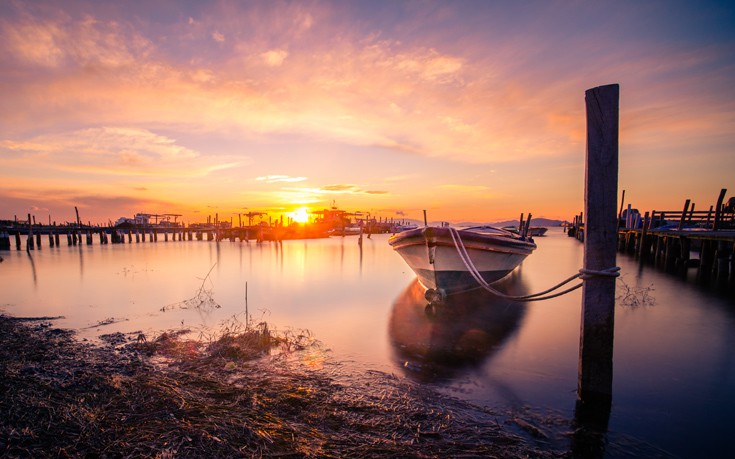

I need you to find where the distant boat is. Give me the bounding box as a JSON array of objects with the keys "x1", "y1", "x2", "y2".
[
  {"x1": 528, "y1": 227, "x2": 547, "y2": 237},
  {"x1": 328, "y1": 225, "x2": 363, "y2": 236},
  {"x1": 393, "y1": 223, "x2": 419, "y2": 233},
  {"x1": 502, "y1": 226, "x2": 548, "y2": 237},
  {"x1": 388, "y1": 225, "x2": 536, "y2": 297}
]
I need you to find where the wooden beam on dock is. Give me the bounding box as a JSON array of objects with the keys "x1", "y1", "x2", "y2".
[
  {"x1": 713, "y1": 188, "x2": 727, "y2": 231},
  {"x1": 677, "y1": 199, "x2": 690, "y2": 231}
]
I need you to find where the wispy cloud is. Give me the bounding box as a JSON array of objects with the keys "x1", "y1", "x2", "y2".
[
  {"x1": 256, "y1": 175, "x2": 307, "y2": 183},
  {"x1": 310, "y1": 184, "x2": 389, "y2": 195},
  {"x1": 212, "y1": 31, "x2": 225, "y2": 43},
  {"x1": 261, "y1": 49, "x2": 288, "y2": 66},
  {"x1": 1, "y1": 9, "x2": 151, "y2": 69},
  {"x1": 1, "y1": 127, "x2": 241, "y2": 178}
]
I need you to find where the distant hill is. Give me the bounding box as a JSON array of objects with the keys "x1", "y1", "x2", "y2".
[
  {"x1": 456, "y1": 218, "x2": 564, "y2": 228},
  {"x1": 391, "y1": 217, "x2": 565, "y2": 229}
]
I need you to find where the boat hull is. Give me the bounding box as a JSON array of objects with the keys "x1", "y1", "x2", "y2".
[
  {"x1": 388, "y1": 227, "x2": 536, "y2": 294},
  {"x1": 528, "y1": 227, "x2": 547, "y2": 237}
]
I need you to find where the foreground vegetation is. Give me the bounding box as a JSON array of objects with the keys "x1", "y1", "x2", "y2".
[{"x1": 0, "y1": 314, "x2": 572, "y2": 458}]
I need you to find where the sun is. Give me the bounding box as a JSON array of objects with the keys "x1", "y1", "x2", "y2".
[{"x1": 290, "y1": 207, "x2": 310, "y2": 223}]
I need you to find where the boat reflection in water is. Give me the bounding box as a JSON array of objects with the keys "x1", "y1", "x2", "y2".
[{"x1": 389, "y1": 275, "x2": 527, "y2": 382}]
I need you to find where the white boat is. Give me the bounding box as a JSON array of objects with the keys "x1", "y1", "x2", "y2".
[
  {"x1": 393, "y1": 223, "x2": 419, "y2": 232},
  {"x1": 328, "y1": 225, "x2": 363, "y2": 236},
  {"x1": 388, "y1": 225, "x2": 536, "y2": 297}
]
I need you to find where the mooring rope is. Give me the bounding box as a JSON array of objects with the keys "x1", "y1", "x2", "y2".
[{"x1": 447, "y1": 227, "x2": 620, "y2": 302}]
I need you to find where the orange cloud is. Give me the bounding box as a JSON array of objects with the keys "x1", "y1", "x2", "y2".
[{"x1": 2, "y1": 127, "x2": 243, "y2": 177}]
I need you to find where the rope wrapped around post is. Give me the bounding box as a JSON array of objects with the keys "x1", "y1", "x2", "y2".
[
  {"x1": 448, "y1": 227, "x2": 619, "y2": 302},
  {"x1": 579, "y1": 267, "x2": 621, "y2": 280}
]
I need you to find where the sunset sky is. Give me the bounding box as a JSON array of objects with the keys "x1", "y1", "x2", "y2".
[{"x1": 1, "y1": 0, "x2": 733, "y2": 226}]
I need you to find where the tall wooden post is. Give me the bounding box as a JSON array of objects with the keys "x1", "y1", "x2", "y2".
[{"x1": 578, "y1": 84, "x2": 619, "y2": 404}]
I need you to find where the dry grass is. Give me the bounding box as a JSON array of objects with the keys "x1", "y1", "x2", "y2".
[{"x1": 1, "y1": 314, "x2": 568, "y2": 458}]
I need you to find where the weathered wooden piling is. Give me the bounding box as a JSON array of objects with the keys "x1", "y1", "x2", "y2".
[
  {"x1": 713, "y1": 189, "x2": 726, "y2": 231},
  {"x1": 715, "y1": 241, "x2": 731, "y2": 287},
  {"x1": 578, "y1": 84, "x2": 619, "y2": 405},
  {"x1": 638, "y1": 212, "x2": 650, "y2": 259},
  {"x1": 0, "y1": 232, "x2": 10, "y2": 250},
  {"x1": 677, "y1": 200, "x2": 690, "y2": 230}
]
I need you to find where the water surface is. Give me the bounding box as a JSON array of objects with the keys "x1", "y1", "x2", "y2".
[{"x1": 2, "y1": 228, "x2": 733, "y2": 458}]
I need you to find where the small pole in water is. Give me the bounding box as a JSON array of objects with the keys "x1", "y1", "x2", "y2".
[
  {"x1": 578, "y1": 83, "x2": 619, "y2": 407},
  {"x1": 522, "y1": 213, "x2": 532, "y2": 239},
  {"x1": 423, "y1": 210, "x2": 428, "y2": 227},
  {"x1": 27, "y1": 213, "x2": 34, "y2": 251}
]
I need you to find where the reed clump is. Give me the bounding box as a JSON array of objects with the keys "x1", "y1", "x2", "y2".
[{"x1": 0, "y1": 314, "x2": 564, "y2": 458}]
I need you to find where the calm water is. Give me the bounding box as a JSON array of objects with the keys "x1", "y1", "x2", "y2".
[{"x1": 2, "y1": 228, "x2": 734, "y2": 458}]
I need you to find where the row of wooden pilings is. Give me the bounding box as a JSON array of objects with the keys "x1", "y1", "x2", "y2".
[
  {"x1": 0, "y1": 227, "x2": 265, "y2": 251},
  {"x1": 566, "y1": 221, "x2": 735, "y2": 291},
  {"x1": 618, "y1": 228, "x2": 735, "y2": 289}
]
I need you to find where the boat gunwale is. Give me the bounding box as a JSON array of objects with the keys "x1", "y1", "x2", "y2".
[{"x1": 388, "y1": 226, "x2": 536, "y2": 255}]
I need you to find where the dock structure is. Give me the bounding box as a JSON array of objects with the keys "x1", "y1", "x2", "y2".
[
  {"x1": 0, "y1": 224, "x2": 266, "y2": 249},
  {"x1": 0, "y1": 212, "x2": 409, "y2": 251},
  {"x1": 569, "y1": 188, "x2": 735, "y2": 290}
]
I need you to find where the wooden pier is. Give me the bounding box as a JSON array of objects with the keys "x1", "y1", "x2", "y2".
[
  {"x1": 0, "y1": 225, "x2": 289, "y2": 250},
  {"x1": 0, "y1": 214, "x2": 408, "y2": 252},
  {"x1": 568, "y1": 189, "x2": 735, "y2": 290}
]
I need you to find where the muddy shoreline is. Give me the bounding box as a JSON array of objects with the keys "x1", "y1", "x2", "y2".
[{"x1": 1, "y1": 314, "x2": 572, "y2": 458}]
